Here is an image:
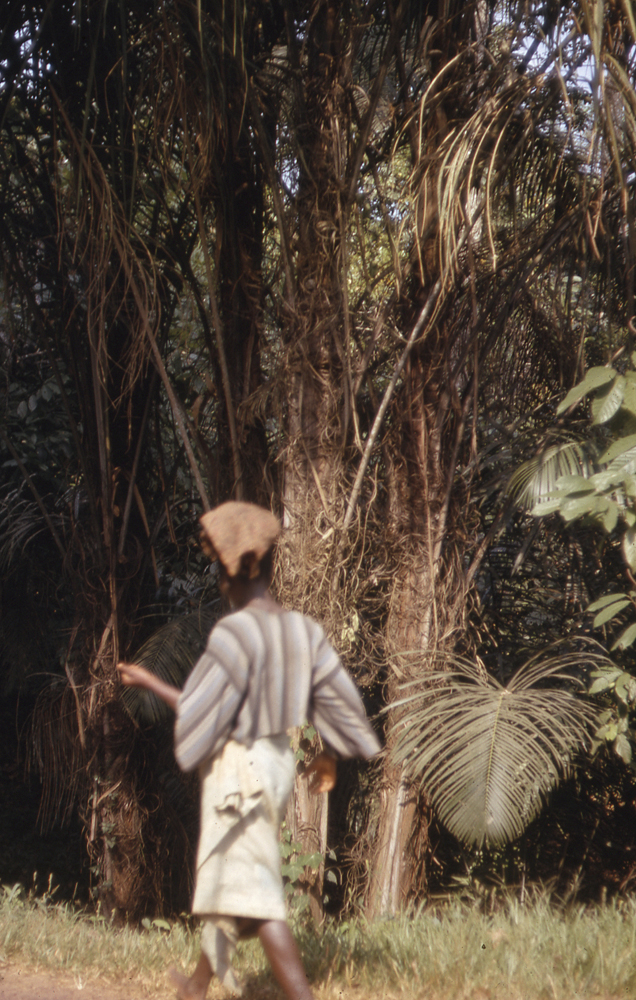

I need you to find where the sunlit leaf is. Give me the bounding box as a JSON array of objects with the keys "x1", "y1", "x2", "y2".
[
  {"x1": 614, "y1": 672, "x2": 636, "y2": 704},
  {"x1": 599, "y1": 434, "x2": 636, "y2": 464},
  {"x1": 623, "y1": 527, "x2": 636, "y2": 572},
  {"x1": 588, "y1": 593, "x2": 630, "y2": 611},
  {"x1": 601, "y1": 500, "x2": 619, "y2": 533},
  {"x1": 592, "y1": 376, "x2": 625, "y2": 425},
  {"x1": 559, "y1": 494, "x2": 601, "y2": 521},
  {"x1": 611, "y1": 622, "x2": 636, "y2": 651},
  {"x1": 589, "y1": 675, "x2": 613, "y2": 694},
  {"x1": 614, "y1": 733, "x2": 632, "y2": 763},
  {"x1": 623, "y1": 378, "x2": 636, "y2": 417},
  {"x1": 592, "y1": 599, "x2": 631, "y2": 627},
  {"x1": 557, "y1": 367, "x2": 616, "y2": 414}
]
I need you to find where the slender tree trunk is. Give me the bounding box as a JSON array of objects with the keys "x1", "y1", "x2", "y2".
[{"x1": 365, "y1": 346, "x2": 467, "y2": 915}]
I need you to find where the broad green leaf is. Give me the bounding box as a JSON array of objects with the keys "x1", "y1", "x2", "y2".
[
  {"x1": 599, "y1": 434, "x2": 636, "y2": 463},
  {"x1": 281, "y1": 861, "x2": 305, "y2": 880},
  {"x1": 601, "y1": 500, "x2": 619, "y2": 533},
  {"x1": 559, "y1": 494, "x2": 601, "y2": 521},
  {"x1": 623, "y1": 378, "x2": 636, "y2": 417},
  {"x1": 298, "y1": 851, "x2": 323, "y2": 869},
  {"x1": 509, "y1": 442, "x2": 597, "y2": 509},
  {"x1": 623, "y1": 527, "x2": 636, "y2": 572},
  {"x1": 589, "y1": 675, "x2": 613, "y2": 694},
  {"x1": 614, "y1": 734, "x2": 632, "y2": 763},
  {"x1": 557, "y1": 367, "x2": 616, "y2": 414},
  {"x1": 592, "y1": 376, "x2": 625, "y2": 425},
  {"x1": 531, "y1": 499, "x2": 562, "y2": 517},
  {"x1": 588, "y1": 593, "x2": 630, "y2": 611},
  {"x1": 615, "y1": 672, "x2": 636, "y2": 704},
  {"x1": 554, "y1": 474, "x2": 595, "y2": 492},
  {"x1": 588, "y1": 470, "x2": 619, "y2": 490},
  {"x1": 589, "y1": 668, "x2": 623, "y2": 684},
  {"x1": 596, "y1": 722, "x2": 618, "y2": 740},
  {"x1": 592, "y1": 599, "x2": 631, "y2": 627},
  {"x1": 611, "y1": 622, "x2": 636, "y2": 651}
]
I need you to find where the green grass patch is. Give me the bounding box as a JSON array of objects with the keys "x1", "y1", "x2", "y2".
[{"x1": 1, "y1": 883, "x2": 636, "y2": 998}]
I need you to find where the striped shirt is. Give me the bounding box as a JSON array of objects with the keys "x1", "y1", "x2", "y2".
[{"x1": 174, "y1": 607, "x2": 381, "y2": 772}]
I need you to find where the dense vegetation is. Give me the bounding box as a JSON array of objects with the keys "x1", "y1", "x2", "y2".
[{"x1": 3, "y1": 0, "x2": 636, "y2": 921}]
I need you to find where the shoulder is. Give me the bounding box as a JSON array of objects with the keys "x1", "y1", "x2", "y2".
[
  {"x1": 208, "y1": 607, "x2": 263, "y2": 644},
  {"x1": 280, "y1": 609, "x2": 325, "y2": 636},
  {"x1": 202, "y1": 608, "x2": 270, "y2": 675}
]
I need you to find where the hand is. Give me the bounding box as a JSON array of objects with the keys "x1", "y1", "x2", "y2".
[
  {"x1": 116, "y1": 662, "x2": 153, "y2": 689},
  {"x1": 116, "y1": 662, "x2": 180, "y2": 711},
  {"x1": 305, "y1": 752, "x2": 337, "y2": 794}
]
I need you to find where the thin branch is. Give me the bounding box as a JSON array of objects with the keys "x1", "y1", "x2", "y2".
[
  {"x1": 144, "y1": 323, "x2": 211, "y2": 510},
  {"x1": 341, "y1": 275, "x2": 443, "y2": 539},
  {"x1": 117, "y1": 367, "x2": 159, "y2": 559}
]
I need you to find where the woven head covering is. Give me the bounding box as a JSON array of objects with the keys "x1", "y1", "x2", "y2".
[{"x1": 199, "y1": 501, "x2": 281, "y2": 578}]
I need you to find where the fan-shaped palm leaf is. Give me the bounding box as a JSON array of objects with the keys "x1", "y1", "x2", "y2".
[
  {"x1": 389, "y1": 645, "x2": 606, "y2": 847},
  {"x1": 121, "y1": 603, "x2": 220, "y2": 725}
]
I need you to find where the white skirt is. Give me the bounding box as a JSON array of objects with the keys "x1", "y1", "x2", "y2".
[{"x1": 192, "y1": 735, "x2": 295, "y2": 920}]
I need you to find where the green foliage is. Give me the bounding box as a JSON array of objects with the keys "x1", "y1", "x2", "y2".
[
  {"x1": 279, "y1": 822, "x2": 325, "y2": 915},
  {"x1": 513, "y1": 356, "x2": 636, "y2": 772}
]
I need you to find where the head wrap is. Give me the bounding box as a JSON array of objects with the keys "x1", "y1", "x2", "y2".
[{"x1": 199, "y1": 501, "x2": 281, "y2": 578}]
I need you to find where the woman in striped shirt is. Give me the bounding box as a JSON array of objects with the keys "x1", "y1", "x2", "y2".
[{"x1": 118, "y1": 501, "x2": 380, "y2": 1000}]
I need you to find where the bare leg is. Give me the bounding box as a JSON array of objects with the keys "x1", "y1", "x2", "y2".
[
  {"x1": 168, "y1": 951, "x2": 212, "y2": 1000},
  {"x1": 257, "y1": 919, "x2": 314, "y2": 1000}
]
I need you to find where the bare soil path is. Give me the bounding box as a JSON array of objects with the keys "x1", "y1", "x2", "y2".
[
  {"x1": 0, "y1": 966, "x2": 154, "y2": 1000},
  {"x1": 0, "y1": 964, "x2": 625, "y2": 1000}
]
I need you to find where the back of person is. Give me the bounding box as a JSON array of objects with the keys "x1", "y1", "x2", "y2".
[
  {"x1": 118, "y1": 501, "x2": 380, "y2": 1000},
  {"x1": 174, "y1": 606, "x2": 380, "y2": 773}
]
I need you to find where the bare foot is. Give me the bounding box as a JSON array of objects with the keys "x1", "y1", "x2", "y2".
[{"x1": 168, "y1": 967, "x2": 208, "y2": 1000}]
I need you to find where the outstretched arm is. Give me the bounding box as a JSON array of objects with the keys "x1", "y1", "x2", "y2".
[{"x1": 117, "y1": 662, "x2": 180, "y2": 712}]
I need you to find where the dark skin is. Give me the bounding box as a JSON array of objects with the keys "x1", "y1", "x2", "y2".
[{"x1": 117, "y1": 551, "x2": 335, "y2": 1000}]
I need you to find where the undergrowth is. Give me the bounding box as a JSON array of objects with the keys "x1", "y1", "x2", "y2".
[{"x1": 1, "y1": 882, "x2": 636, "y2": 998}]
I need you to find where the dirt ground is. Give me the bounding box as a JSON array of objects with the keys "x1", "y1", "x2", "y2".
[
  {"x1": 0, "y1": 964, "x2": 628, "y2": 1000},
  {"x1": 0, "y1": 965, "x2": 449, "y2": 1000},
  {"x1": 0, "y1": 966, "x2": 391, "y2": 1000},
  {"x1": 0, "y1": 966, "x2": 145, "y2": 1000}
]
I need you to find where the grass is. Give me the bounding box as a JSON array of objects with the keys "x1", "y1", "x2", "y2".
[{"x1": 1, "y1": 882, "x2": 636, "y2": 998}]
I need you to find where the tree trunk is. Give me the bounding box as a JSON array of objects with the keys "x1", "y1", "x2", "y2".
[{"x1": 366, "y1": 764, "x2": 419, "y2": 915}]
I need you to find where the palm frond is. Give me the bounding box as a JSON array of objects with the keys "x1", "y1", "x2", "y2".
[
  {"x1": 121, "y1": 604, "x2": 220, "y2": 724},
  {"x1": 507, "y1": 439, "x2": 599, "y2": 510},
  {"x1": 389, "y1": 645, "x2": 605, "y2": 847}
]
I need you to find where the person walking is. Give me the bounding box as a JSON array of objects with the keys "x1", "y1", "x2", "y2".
[{"x1": 117, "y1": 501, "x2": 381, "y2": 999}]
